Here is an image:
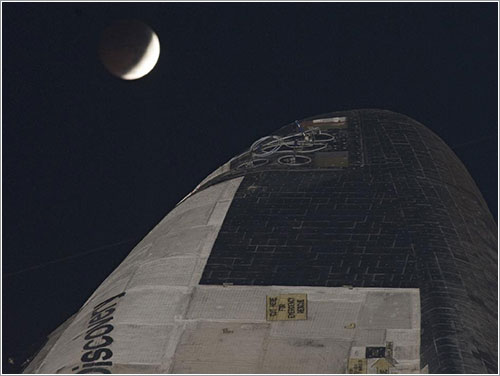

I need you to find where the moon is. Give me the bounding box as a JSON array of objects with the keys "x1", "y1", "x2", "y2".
[{"x1": 99, "y1": 20, "x2": 160, "y2": 80}]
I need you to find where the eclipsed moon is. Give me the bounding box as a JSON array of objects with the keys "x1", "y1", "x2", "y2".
[{"x1": 99, "y1": 20, "x2": 160, "y2": 80}]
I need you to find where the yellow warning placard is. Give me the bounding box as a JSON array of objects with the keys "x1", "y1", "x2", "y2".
[
  {"x1": 266, "y1": 294, "x2": 307, "y2": 321},
  {"x1": 372, "y1": 358, "x2": 391, "y2": 374},
  {"x1": 348, "y1": 358, "x2": 367, "y2": 374}
]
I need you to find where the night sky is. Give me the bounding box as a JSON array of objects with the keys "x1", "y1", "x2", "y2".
[{"x1": 2, "y1": 2, "x2": 498, "y2": 373}]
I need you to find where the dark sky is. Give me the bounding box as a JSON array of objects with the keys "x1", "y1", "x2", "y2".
[{"x1": 2, "y1": 2, "x2": 498, "y2": 373}]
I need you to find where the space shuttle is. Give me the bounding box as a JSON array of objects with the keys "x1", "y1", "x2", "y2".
[{"x1": 24, "y1": 109, "x2": 497, "y2": 374}]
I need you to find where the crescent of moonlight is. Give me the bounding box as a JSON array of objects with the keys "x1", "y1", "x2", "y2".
[{"x1": 122, "y1": 31, "x2": 160, "y2": 80}]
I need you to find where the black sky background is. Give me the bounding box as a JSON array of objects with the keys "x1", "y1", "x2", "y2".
[{"x1": 2, "y1": 2, "x2": 498, "y2": 373}]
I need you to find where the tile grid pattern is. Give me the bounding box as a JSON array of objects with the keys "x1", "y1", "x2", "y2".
[{"x1": 199, "y1": 109, "x2": 497, "y2": 373}]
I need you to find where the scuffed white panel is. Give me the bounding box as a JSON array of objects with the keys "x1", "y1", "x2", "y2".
[
  {"x1": 111, "y1": 364, "x2": 161, "y2": 374},
  {"x1": 261, "y1": 338, "x2": 351, "y2": 373},
  {"x1": 394, "y1": 344, "x2": 419, "y2": 360},
  {"x1": 167, "y1": 205, "x2": 214, "y2": 230},
  {"x1": 198, "y1": 228, "x2": 221, "y2": 258},
  {"x1": 81, "y1": 278, "x2": 130, "y2": 313},
  {"x1": 35, "y1": 285, "x2": 422, "y2": 374},
  {"x1": 271, "y1": 300, "x2": 362, "y2": 340},
  {"x1": 186, "y1": 286, "x2": 271, "y2": 321},
  {"x1": 386, "y1": 328, "x2": 420, "y2": 344},
  {"x1": 128, "y1": 257, "x2": 197, "y2": 288},
  {"x1": 150, "y1": 226, "x2": 212, "y2": 258},
  {"x1": 353, "y1": 328, "x2": 386, "y2": 346},
  {"x1": 388, "y1": 360, "x2": 421, "y2": 374},
  {"x1": 113, "y1": 288, "x2": 190, "y2": 325},
  {"x1": 358, "y1": 291, "x2": 414, "y2": 329},
  {"x1": 349, "y1": 346, "x2": 366, "y2": 359},
  {"x1": 208, "y1": 200, "x2": 233, "y2": 226},
  {"x1": 306, "y1": 289, "x2": 366, "y2": 302},
  {"x1": 171, "y1": 322, "x2": 269, "y2": 374},
  {"x1": 111, "y1": 324, "x2": 175, "y2": 364},
  {"x1": 175, "y1": 287, "x2": 421, "y2": 374},
  {"x1": 218, "y1": 177, "x2": 244, "y2": 201},
  {"x1": 149, "y1": 203, "x2": 211, "y2": 240}
]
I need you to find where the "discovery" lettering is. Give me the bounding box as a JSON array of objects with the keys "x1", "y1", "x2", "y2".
[{"x1": 71, "y1": 292, "x2": 125, "y2": 374}]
